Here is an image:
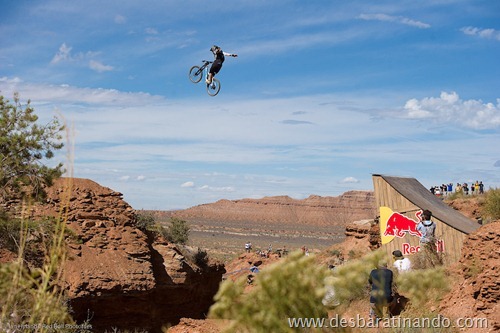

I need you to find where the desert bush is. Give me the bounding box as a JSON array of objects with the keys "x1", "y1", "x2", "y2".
[
  {"x1": 164, "y1": 217, "x2": 190, "y2": 245},
  {"x1": 395, "y1": 267, "x2": 450, "y2": 307},
  {"x1": 0, "y1": 205, "x2": 78, "y2": 332},
  {"x1": 410, "y1": 245, "x2": 444, "y2": 270},
  {"x1": 135, "y1": 210, "x2": 156, "y2": 231},
  {"x1": 482, "y1": 187, "x2": 500, "y2": 220},
  {"x1": 135, "y1": 212, "x2": 190, "y2": 244},
  {"x1": 210, "y1": 250, "x2": 329, "y2": 332},
  {"x1": 193, "y1": 248, "x2": 209, "y2": 268},
  {"x1": 0, "y1": 212, "x2": 59, "y2": 268},
  {"x1": 445, "y1": 191, "x2": 464, "y2": 201},
  {"x1": 0, "y1": 211, "x2": 21, "y2": 252},
  {"x1": 210, "y1": 250, "x2": 388, "y2": 332},
  {"x1": 178, "y1": 245, "x2": 209, "y2": 268},
  {"x1": 210, "y1": 249, "x2": 458, "y2": 333},
  {"x1": 327, "y1": 250, "x2": 386, "y2": 304}
]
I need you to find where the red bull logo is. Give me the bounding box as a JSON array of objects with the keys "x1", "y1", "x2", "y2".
[
  {"x1": 379, "y1": 206, "x2": 446, "y2": 253},
  {"x1": 383, "y1": 212, "x2": 422, "y2": 238}
]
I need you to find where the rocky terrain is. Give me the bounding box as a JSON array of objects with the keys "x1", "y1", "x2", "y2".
[
  {"x1": 440, "y1": 221, "x2": 500, "y2": 332},
  {"x1": 1, "y1": 178, "x2": 498, "y2": 333},
  {"x1": 167, "y1": 196, "x2": 500, "y2": 333},
  {"x1": 1, "y1": 178, "x2": 225, "y2": 333}
]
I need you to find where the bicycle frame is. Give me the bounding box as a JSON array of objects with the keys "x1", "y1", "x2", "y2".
[
  {"x1": 189, "y1": 60, "x2": 221, "y2": 96},
  {"x1": 200, "y1": 60, "x2": 212, "y2": 81}
]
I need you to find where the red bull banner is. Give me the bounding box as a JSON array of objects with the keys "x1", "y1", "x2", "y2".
[{"x1": 380, "y1": 206, "x2": 445, "y2": 255}]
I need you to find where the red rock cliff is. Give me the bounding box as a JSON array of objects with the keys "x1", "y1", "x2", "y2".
[{"x1": 24, "y1": 178, "x2": 225, "y2": 332}]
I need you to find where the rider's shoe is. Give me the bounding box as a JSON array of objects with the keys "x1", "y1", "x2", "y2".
[{"x1": 205, "y1": 79, "x2": 211, "y2": 84}]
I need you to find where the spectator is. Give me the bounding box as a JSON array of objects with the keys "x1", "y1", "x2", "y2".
[
  {"x1": 369, "y1": 260, "x2": 394, "y2": 322},
  {"x1": 463, "y1": 183, "x2": 469, "y2": 195},
  {"x1": 250, "y1": 264, "x2": 259, "y2": 274},
  {"x1": 417, "y1": 209, "x2": 441, "y2": 266},
  {"x1": 392, "y1": 250, "x2": 411, "y2": 273},
  {"x1": 245, "y1": 241, "x2": 252, "y2": 253},
  {"x1": 447, "y1": 183, "x2": 453, "y2": 196},
  {"x1": 416, "y1": 209, "x2": 436, "y2": 246}
]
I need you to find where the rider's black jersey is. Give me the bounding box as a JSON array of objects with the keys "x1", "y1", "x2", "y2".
[{"x1": 214, "y1": 50, "x2": 225, "y2": 63}]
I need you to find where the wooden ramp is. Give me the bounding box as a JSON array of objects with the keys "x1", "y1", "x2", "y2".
[
  {"x1": 379, "y1": 175, "x2": 478, "y2": 234},
  {"x1": 372, "y1": 174, "x2": 480, "y2": 264}
]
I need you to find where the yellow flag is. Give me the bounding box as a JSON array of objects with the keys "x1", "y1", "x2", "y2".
[{"x1": 379, "y1": 206, "x2": 395, "y2": 245}]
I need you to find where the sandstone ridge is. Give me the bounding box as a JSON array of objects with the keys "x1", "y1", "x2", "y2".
[{"x1": 171, "y1": 191, "x2": 376, "y2": 227}]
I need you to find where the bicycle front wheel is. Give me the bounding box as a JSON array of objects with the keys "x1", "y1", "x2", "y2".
[
  {"x1": 207, "y1": 78, "x2": 221, "y2": 96},
  {"x1": 189, "y1": 66, "x2": 203, "y2": 83}
]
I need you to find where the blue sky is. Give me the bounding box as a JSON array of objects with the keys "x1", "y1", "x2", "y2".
[{"x1": 1, "y1": 0, "x2": 499, "y2": 210}]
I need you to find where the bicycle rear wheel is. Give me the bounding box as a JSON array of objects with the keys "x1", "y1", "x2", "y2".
[
  {"x1": 207, "y1": 78, "x2": 221, "y2": 96},
  {"x1": 189, "y1": 66, "x2": 203, "y2": 83}
]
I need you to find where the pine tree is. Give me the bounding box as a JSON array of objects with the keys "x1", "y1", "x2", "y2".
[{"x1": 0, "y1": 93, "x2": 64, "y2": 201}]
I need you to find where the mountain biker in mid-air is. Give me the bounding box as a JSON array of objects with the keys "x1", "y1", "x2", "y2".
[{"x1": 206, "y1": 45, "x2": 238, "y2": 84}]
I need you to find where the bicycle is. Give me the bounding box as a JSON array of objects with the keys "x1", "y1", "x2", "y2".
[{"x1": 188, "y1": 60, "x2": 221, "y2": 96}]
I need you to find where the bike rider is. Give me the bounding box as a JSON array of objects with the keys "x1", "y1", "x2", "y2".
[{"x1": 206, "y1": 45, "x2": 238, "y2": 84}]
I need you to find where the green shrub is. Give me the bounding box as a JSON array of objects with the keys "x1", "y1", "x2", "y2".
[
  {"x1": 178, "y1": 245, "x2": 209, "y2": 268},
  {"x1": 164, "y1": 217, "x2": 190, "y2": 245},
  {"x1": 0, "y1": 208, "x2": 77, "y2": 331},
  {"x1": 327, "y1": 250, "x2": 386, "y2": 304},
  {"x1": 395, "y1": 267, "x2": 450, "y2": 307},
  {"x1": 483, "y1": 187, "x2": 500, "y2": 220},
  {"x1": 194, "y1": 248, "x2": 209, "y2": 268},
  {"x1": 210, "y1": 250, "x2": 388, "y2": 332},
  {"x1": 135, "y1": 210, "x2": 156, "y2": 231},
  {"x1": 135, "y1": 213, "x2": 190, "y2": 245},
  {"x1": 0, "y1": 212, "x2": 58, "y2": 268},
  {"x1": 210, "y1": 250, "x2": 329, "y2": 332}
]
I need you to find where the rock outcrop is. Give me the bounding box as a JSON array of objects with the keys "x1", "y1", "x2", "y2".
[
  {"x1": 344, "y1": 219, "x2": 381, "y2": 251},
  {"x1": 440, "y1": 221, "x2": 500, "y2": 332},
  {"x1": 4, "y1": 178, "x2": 225, "y2": 333}
]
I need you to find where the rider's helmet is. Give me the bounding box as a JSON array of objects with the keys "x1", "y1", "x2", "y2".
[{"x1": 210, "y1": 45, "x2": 221, "y2": 53}]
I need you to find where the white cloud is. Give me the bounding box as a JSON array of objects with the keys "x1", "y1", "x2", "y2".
[
  {"x1": 358, "y1": 13, "x2": 430, "y2": 29},
  {"x1": 89, "y1": 60, "x2": 114, "y2": 73},
  {"x1": 341, "y1": 177, "x2": 360, "y2": 184},
  {"x1": 145, "y1": 27, "x2": 158, "y2": 35},
  {"x1": 114, "y1": 14, "x2": 126, "y2": 24},
  {"x1": 50, "y1": 44, "x2": 112, "y2": 72},
  {"x1": 181, "y1": 181, "x2": 194, "y2": 188},
  {"x1": 0, "y1": 77, "x2": 164, "y2": 106},
  {"x1": 51, "y1": 43, "x2": 72, "y2": 64},
  {"x1": 137, "y1": 175, "x2": 146, "y2": 181},
  {"x1": 400, "y1": 92, "x2": 500, "y2": 130},
  {"x1": 199, "y1": 185, "x2": 235, "y2": 192},
  {"x1": 461, "y1": 26, "x2": 500, "y2": 41}
]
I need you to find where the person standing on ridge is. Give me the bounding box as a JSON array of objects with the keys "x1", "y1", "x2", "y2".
[{"x1": 206, "y1": 45, "x2": 238, "y2": 84}]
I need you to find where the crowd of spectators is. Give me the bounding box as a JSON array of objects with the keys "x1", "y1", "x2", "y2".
[{"x1": 429, "y1": 181, "x2": 484, "y2": 196}]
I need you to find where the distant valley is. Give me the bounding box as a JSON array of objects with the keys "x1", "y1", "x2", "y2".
[{"x1": 151, "y1": 191, "x2": 376, "y2": 260}]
